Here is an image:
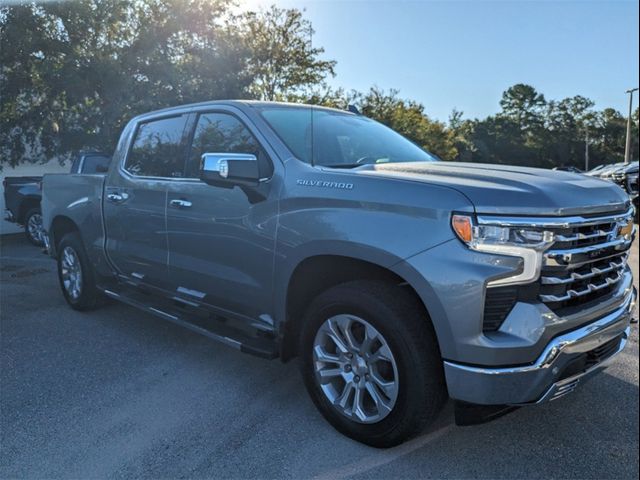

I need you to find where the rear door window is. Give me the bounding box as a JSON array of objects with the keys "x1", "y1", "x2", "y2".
[
  {"x1": 81, "y1": 155, "x2": 111, "y2": 174},
  {"x1": 125, "y1": 115, "x2": 189, "y2": 178}
]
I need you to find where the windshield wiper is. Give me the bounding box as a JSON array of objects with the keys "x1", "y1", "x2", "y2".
[{"x1": 319, "y1": 163, "x2": 366, "y2": 169}]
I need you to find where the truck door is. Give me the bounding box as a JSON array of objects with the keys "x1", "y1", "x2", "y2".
[
  {"x1": 165, "y1": 109, "x2": 278, "y2": 320},
  {"x1": 103, "y1": 114, "x2": 190, "y2": 289}
]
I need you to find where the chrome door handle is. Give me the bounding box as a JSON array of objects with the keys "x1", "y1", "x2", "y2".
[
  {"x1": 169, "y1": 199, "x2": 192, "y2": 208},
  {"x1": 107, "y1": 192, "x2": 128, "y2": 203}
]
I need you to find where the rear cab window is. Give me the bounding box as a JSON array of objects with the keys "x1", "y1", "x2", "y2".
[{"x1": 81, "y1": 155, "x2": 111, "y2": 174}]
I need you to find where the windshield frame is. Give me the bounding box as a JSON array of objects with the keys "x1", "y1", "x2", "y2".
[{"x1": 254, "y1": 105, "x2": 440, "y2": 168}]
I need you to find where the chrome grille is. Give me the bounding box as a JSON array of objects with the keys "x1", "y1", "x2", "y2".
[{"x1": 538, "y1": 210, "x2": 634, "y2": 312}]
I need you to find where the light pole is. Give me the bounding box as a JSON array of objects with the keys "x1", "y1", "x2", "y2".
[
  {"x1": 624, "y1": 87, "x2": 638, "y2": 164},
  {"x1": 584, "y1": 127, "x2": 589, "y2": 172}
]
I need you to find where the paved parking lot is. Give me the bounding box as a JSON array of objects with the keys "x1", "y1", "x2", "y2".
[{"x1": 1, "y1": 233, "x2": 638, "y2": 479}]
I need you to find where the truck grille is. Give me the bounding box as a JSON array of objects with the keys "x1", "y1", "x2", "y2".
[
  {"x1": 482, "y1": 208, "x2": 634, "y2": 331},
  {"x1": 537, "y1": 211, "x2": 634, "y2": 313}
]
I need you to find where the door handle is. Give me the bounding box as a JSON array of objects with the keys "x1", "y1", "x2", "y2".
[
  {"x1": 169, "y1": 199, "x2": 192, "y2": 209},
  {"x1": 107, "y1": 192, "x2": 128, "y2": 203}
]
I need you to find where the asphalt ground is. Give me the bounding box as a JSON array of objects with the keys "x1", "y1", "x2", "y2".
[{"x1": 1, "y1": 233, "x2": 638, "y2": 479}]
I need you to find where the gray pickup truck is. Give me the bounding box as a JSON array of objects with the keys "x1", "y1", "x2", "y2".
[{"x1": 42, "y1": 101, "x2": 637, "y2": 447}]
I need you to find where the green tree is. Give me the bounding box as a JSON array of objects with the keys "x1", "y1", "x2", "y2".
[
  {"x1": 499, "y1": 83, "x2": 547, "y2": 131},
  {"x1": 460, "y1": 85, "x2": 635, "y2": 169},
  {"x1": 296, "y1": 86, "x2": 457, "y2": 160},
  {"x1": 357, "y1": 88, "x2": 457, "y2": 160},
  {"x1": 1, "y1": 1, "x2": 338, "y2": 168},
  {"x1": 545, "y1": 95, "x2": 595, "y2": 168},
  {"x1": 593, "y1": 108, "x2": 627, "y2": 165},
  {"x1": 0, "y1": 0, "x2": 250, "y2": 167},
  {"x1": 241, "y1": 6, "x2": 336, "y2": 101}
]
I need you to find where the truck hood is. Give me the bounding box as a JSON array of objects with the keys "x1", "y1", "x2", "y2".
[{"x1": 357, "y1": 162, "x2": 630, "y2": 216}]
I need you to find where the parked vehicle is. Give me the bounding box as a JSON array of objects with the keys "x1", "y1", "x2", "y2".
[
  {"x1": 611, "y1": 162, "x2": 639, "y2": 196},
  {"x1": 585, "y1": 162, "x2": 624, "y2": 179},
  {"x1": 585, "y1": 162, "x2": 638, "y2": 221},
  {"x1": 41, "y1": 101, "x2": 637, "y2": 447},
  {"x1": 3, "y1": 152, "x2": 111, "y2": 245},
  {"x1": 552, "y1": 165, "x2": 582, "y2": 173},
  {"x1": 612, "y1": 162, "x2": 639, "y2": 222},
  {"x1": 585, "y1": 164, "x2": 607, "y2": 175}
]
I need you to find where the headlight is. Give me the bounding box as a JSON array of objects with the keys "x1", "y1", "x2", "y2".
[{"x1": 452, "y1": 214, "x2": 555, "y2": 287}]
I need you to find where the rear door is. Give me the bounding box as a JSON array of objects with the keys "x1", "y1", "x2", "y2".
[{"x1": 103, "y1": 114, "x2": 190, "y2": 289}]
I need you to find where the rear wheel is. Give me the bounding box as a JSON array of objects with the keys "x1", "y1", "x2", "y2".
[
  {"x1": 56, "y1": 232, "x2": 100, "y2": 310},
  {"x1": 24, "y1": 208, "x2": 44, "y2": 246},
  {"x1": 299, "y1": 280, "x2": 447, "y2": 447}
]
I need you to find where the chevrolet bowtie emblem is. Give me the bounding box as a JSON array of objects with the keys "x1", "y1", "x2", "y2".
[{"x1": 618, "y1": 220, "x2": 633, "y2": 239}]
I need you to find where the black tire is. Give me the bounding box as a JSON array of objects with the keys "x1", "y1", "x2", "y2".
[
  {"x1": 299, "y1": 280, "x2": 447, "y2": 448},
  {"x1": 24, "y1": 208, "x2": 44, "y2": 246},
  {"x1": 56, "y1": 232, "x2": 100, "y2": 311}
]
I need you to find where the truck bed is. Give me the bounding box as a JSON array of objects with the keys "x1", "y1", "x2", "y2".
[{"x1": 41, "y1": 173, "x2": 106, "y2": 258}]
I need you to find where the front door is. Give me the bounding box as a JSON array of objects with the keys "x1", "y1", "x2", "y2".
[
  {"x1": 104, "y1": 114, "x2": 189, "y2": 289},
  {"x1": 166, "y1": 110, "x2": 278, "y2": 320}
]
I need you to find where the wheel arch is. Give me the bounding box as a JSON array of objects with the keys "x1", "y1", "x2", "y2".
[
  {"x1": 49, "y1": 215, "x2": 81, "y2": 256},
  {"x1": 278, "y1": 246, "x2": 445, "y2": 361},
  {"x1": 18, "y1": 196, "x2": 41, "y2": 224}
]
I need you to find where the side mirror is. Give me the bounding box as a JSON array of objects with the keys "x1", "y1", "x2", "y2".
[{"x1": 200, "y1": 153, "x2": 260, "y2": 187}]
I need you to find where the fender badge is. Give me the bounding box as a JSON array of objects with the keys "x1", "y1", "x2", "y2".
[{"x1": 296, "y1": 179, "x2": 354, "y2": 190}]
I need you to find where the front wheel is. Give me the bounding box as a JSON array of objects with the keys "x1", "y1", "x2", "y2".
[
  {"x1": 24, "y1": 208, "x2": 45, "y2": 246},
  {"x1": 299, "y1": 280, "x2": 447, "y2": 447}
]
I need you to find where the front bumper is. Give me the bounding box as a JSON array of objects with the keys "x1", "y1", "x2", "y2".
[{"x1": 444, "y1": 287, "x2": 637, "y2": 405}]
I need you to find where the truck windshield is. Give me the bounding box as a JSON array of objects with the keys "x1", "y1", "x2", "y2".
[{"x1": 257, "y1": 107, "x2": 439, "y2": 167}]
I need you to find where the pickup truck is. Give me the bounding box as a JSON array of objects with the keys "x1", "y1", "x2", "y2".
[
  {"x1": 42, "y1": 101, "x2": 637, "y2": 447},
  {"x1": 3, "y1": 152, "x2": 111, "y2": 245},
  {"x1": 611, "y1": 162, "x2": 639, "y2": 219},
  {"x1": 587, "y1": 161, "x2": 639, "y2": 222}
]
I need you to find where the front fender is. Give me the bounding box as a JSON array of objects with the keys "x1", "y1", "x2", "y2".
[
  {"x1": 272, "y1": 161, "x2": 477, "y2": 351},
  {"x1": 272, "y1": 239, "x2": 410, "y2": 334},
  {"x1": 273, "y1": 166, "x2": 472, "y2": 306}
]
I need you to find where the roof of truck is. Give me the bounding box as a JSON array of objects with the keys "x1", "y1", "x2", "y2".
[{"x1": 130, "y1": 100, "x2": 353, "y2": 121}]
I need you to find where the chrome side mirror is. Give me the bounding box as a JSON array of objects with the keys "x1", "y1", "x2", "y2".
[{"x1": 200, "y1": 153, "x2": 260, "y2": 187}]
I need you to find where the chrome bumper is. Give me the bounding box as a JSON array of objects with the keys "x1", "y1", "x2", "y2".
[{"x1": 444, "y1": 287, "x2": 637, "y2": 405}]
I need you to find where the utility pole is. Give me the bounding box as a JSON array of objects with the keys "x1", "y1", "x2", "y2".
[
  {"x1": 585, "y1": 127, "x2": 589, "y2": 172},
  {"x1": 624, "y1": 87, "x2": 638, "y2": 164}
]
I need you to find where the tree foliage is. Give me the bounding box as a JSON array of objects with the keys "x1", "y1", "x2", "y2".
[
  {"x1": 241, "y1": 6, "x2": 336, "y2": 101},
  {"x1": 1, "y1": 2, "x2": 637, "y2": 169},
  {"x1": 454, "y1": 85, "x2": 639, "y2": 168},
  {"x1": 0, "y1": 1, "x2": 334, "y2": 167}
]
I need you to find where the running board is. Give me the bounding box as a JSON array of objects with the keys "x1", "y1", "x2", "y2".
[{"x1": 101, "y1": 287, "x2": 279, "y2": 359}]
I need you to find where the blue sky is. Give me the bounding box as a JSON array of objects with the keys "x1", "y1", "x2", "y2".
[{"x1": 239, "y1": 0, "x2": 639, "y2": 121}]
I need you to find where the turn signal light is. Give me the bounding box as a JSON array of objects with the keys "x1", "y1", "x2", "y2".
[{"x1": 452, "y1": 215, "x2": 473, "y2": 243}]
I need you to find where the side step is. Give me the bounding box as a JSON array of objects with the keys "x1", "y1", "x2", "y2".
[{"x1": 101, "y1": 287, "x2": 279, "y2": 359}]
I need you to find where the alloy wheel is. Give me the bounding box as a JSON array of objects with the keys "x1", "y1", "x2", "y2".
[
  {"x1": 27, "y1": 213, "x2": 44, "y2": 244},
  {"x1": 313, "y1": 314, "x2": 399, "y2": 424},
  {"x1": 60, "y1": 246, "x2": 83, "y2": 300}
]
